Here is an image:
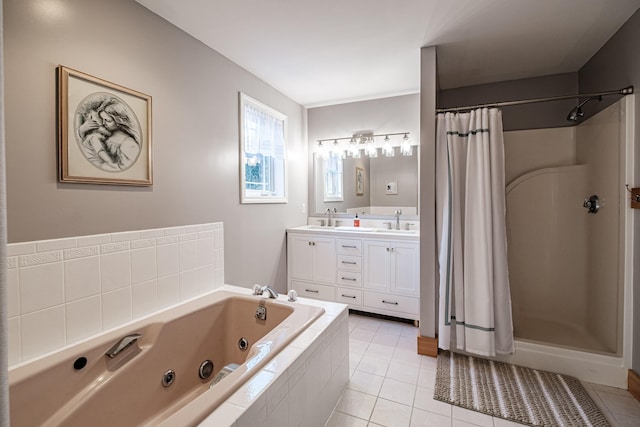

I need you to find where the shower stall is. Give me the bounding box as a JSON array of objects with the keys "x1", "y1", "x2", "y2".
[{"x1": 500, "y1": 95, "x2": 634, "y2": 387}]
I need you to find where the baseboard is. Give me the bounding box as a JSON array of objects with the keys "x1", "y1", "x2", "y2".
[
  {"x1": 417, "y1": 335, "x2": 438, "y2": 357},
  {"x1": 629, "y1": 369, "x2": 640, "y2": 403}
]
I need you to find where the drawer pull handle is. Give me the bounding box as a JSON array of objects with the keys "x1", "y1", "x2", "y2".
[
  {"x1": 341, "y1": 277, "x2": 357, "y2": 281},
  {"x1": 305, "y1": 289, "x2": 319, "y2": 293},
  {"x1": 382, "y1": 300, "x2": 399, "y2": 305},
  {"x1": 342, "y1": 245, "x2": 357, "y2": 249},
  {"x1": 341, "y1": 294, "x2": 357, "y2": 299},
  {"x1": 342, "y1": 261, "x2": 357, "y2": 265}
]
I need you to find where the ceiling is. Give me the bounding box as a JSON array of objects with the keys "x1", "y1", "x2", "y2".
[{"x1": 136, "y1": 0, "x2": 640, "y2": 108}]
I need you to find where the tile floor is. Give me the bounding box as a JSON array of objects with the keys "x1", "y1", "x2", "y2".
[{"x1": 325, "y1": 312, "x2": 640, "y2": 427}]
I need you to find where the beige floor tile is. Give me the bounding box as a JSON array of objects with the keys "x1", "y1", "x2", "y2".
[
  {"x1": 357, "y1": 354, "x2": 391, "y2": 376},
  {"x1": 336, "y1": 388, "x2": 377, "y2": 420},
  {"x1": 371, "y1": 331, "x2": 400, "y2": 347},
  {"x1": 348, "y1": 370, "x2": 385, "y2": 396},
  {"x1": 379, "y1": 377, "x2": 417, "y2": 405},
  {"x1": 386, "y1": 360, "x2": 421, "y2": 384},
  {"x1": 370, "y1": 398, "x2": 412, "y2": 427},
  {"x1": 392, "y1": 348, "x2": 424, "y2": 367},
  {"x1": 599, "y1": 392, "x2": 640, "y2": 418},
  {"x1": 366, "y1": 343, "x2": 396, "y2": 360},
  {"x1": 410, "y1": 407, "x2": 452, "y2": 427},
  {"x1": 350, "y1": 327, "x2": 377, "y2": 343},
  {"x1": 325, "y1": 410, "x2": 369, "y2": 427},
  {"x1": 413, "y1": 386, "x2": 451, "y2": 417}
]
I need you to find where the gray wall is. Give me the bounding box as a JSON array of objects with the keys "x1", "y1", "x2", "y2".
[
  {"x1": 4, "y1": 0, "x2": 307, "y2": 291},
  {"x1": 438, "y1": 73, "x2": 579, "y2": 131},
  {"x1": 579, "y1": 8, "x2": 640, "y2": 373},
  {"x1": 420, "y1": 46, "x2": 437, "y2": 338}
]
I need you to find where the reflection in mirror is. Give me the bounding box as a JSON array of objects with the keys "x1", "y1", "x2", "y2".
[{"x1": 313, "y1": 149, "x2": 418, "y2": 215}]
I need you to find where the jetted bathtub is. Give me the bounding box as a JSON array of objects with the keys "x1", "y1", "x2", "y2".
[{"x1": 9, "y1": 288, "x2": 324, "y2": 426}]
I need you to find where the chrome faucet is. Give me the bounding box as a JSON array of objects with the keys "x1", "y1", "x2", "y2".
[
  {"x1": 253, "y1": 285, "x2": 279, "y2": 299},
  {"x1": 394, "y1": 209, "x2": 402, "y2": 230},
  {"x1": 105, "y1": 333, "x2": 142, "y2": 358},
  {"x1": 326, "y1": 208, "x2": 333, "y2": 227}
]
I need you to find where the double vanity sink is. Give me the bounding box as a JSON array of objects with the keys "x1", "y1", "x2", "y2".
[
  {"x1": 302, "y1": 225, "x2": 419, "y2": 235},
  {"x1": 286, "y1": 222, "x2": 420, "y2": 322}
]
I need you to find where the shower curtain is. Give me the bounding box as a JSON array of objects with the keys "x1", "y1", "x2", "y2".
[{"x1": 436, "y1": 108, "x2": 514, "y2": 357}]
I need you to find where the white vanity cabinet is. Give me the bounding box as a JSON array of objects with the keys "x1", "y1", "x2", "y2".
[
  {"x1": 362, "y1": 240, "x2": 420, "y2": 318},
  {"x1": 288, "y1": 233, "x2": 337, "y2": 301},
  {"x1": 288, "y1": 234, "x2": 336, "y2": 284},
  {"x1": 287, "y1": 227, "x2": 419, "y2": 321}
]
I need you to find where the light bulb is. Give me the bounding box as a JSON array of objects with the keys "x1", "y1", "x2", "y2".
[
  {"x1": 366, "y1": 137, "x2": 378, "y2": 157},
  {"x1": 400, "y1": 134, "x2": 412, "y2": 156},
  {"x1": 382, "y1": 135, "x2": 394, "y2": 157}
]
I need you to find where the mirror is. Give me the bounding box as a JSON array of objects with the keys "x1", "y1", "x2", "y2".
[{"x1": 313, "y1": 150, "x2": 419, "y2": 216}]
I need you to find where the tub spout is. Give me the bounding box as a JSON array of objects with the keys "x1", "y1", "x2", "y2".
[
  {"x1": 105, "y1": 333, "x2": 142, "y2": 358},
  {"x1": 253, "y1": 285, "x2": 279, "y2": 299}
]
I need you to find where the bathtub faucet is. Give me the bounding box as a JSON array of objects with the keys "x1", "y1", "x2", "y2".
[
  {"x1": 105, "y1": 333, "x2": 142, "y2": 358},
  {"x1": 253, "y1": 284, "x2": 279, "y2": 299}
]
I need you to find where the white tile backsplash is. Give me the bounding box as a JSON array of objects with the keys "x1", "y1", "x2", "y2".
[
  {"x1": 100, "y1": 251, "x2": 131, "y2": 292},
  {"x1": 64, "y1": 256, "x2": 101, "y2": 302},
  {"x1": 8, "y1": 222, "x2": 225, "y2": 367},
  {"x1": 19, "y1": 262, "x2": 64, "y2": 314},
  {"x1": 65, "y1": 296, "x2": 102, "y2": 344},
  {"x1": 21, "y1": 306, "x2": 66, "y2": 361},
  {"x1": 130, "y1": 247, "x2": 157, "y2": 285}
]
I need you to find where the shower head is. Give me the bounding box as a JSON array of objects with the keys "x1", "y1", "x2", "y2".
[{"x1": 566, "y1": 96, "x2": 603, "y2": 122}]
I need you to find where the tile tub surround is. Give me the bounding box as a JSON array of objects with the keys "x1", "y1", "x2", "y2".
[
  {"x1": 8, "y1": 222, "x2": 225, "y2": 367},
  {"x1": 197, "y1": 286, "x2": 350, "y2": 427}
]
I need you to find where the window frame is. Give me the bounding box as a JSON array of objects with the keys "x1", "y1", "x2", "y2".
[
  {"x1": 239, "y1": 92, "x2": 288, "y2": 204},
  {"x1": 323, "y1": 153, "x2": 344, "y2": 202}
]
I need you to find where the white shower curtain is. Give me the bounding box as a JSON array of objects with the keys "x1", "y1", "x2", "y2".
[{"x1": 436, "y1": 108, "x2": 514, "y2": 357}]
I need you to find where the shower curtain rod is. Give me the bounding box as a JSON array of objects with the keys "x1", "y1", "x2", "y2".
[{"x1": 436, "y1": 85, "x2": 634, "y2": 113}]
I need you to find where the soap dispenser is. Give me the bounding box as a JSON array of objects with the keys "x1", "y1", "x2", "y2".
[{"x1": 354, "y1": 213, "x2": 360, "y2": 227}]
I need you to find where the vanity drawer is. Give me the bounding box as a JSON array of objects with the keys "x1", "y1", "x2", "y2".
[
  {"x1": 337, "y1": 255, "x2": 361, "y2": 271},
  {"x1": 336, "y1": 288, "x2": 362, "y2": 306},
  {"x1": 337, "y1": 239, "x2": 362, "y2": 256},
  {"x1": 363, "y1": 291, "x2": 419, "y2": 316},
  {"x1": 290, "y1": 281, "x2": 335, "y2": 301},
  {"x1": 336, "y1": 271, "x2": 362, "y2": 287}
]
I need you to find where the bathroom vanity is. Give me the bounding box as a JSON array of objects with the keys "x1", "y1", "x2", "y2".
[{"x1": 287, "y1": 225, "x2": 420, "y2": 322}]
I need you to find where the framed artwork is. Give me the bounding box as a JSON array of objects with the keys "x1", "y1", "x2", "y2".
[
  {"x1": 58, "y1": 66, "x2": 152, "y2": 185},
  {"x1": 356, "y1": 167, "x2": 364, "y2": 195}
]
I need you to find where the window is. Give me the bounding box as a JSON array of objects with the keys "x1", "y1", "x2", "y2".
[
  {"x1": 323, "y1": 153, "x2": 343, "y2": 202},
  {"x1": 239, "y1": 93, "x2": 287, "y2": 203}
]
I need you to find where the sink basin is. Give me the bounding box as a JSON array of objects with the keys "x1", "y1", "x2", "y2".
[
  {"x1": 305, "y1": 225, "x2": 331, "y2": 230},
  {"x1": 334, "y1": 226, "x2": 376, "y2": 232},
  {"x1": 376, "y1": 229, "x2": 418, "y2": 234}
]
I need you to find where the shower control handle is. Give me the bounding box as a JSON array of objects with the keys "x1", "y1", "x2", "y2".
[{"x1": 583, "y1": 195, "x2": 600, "y2": 214}]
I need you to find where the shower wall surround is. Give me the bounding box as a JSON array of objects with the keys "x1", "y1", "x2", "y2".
[{"x1": 7, "y1": 223, "x2": 224, "y2": 367}]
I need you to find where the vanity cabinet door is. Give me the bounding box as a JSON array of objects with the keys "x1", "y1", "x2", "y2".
[
  {"x1": 289, "y1": 234, "x2": 315, "y2": 281},
  {"x1": 312, "y1": 237, "x2": 337, "y2": 284},
  {"x1": 363, "y1": 240, "x2": 391, "y2": 291},
  {"x1": 390, "y1": 242, "x2": 420, "y2": 296},
  {"x1": 288, "y1": 234, "x2": 336, "y2": 285}
]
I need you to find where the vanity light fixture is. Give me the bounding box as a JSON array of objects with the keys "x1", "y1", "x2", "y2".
[{"x1": 315, "y1": 132, "x2": 414, "y2": 158}]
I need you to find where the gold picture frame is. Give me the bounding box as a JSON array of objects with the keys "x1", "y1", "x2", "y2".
[
  {"x1": 356, "y1": 167, "x2": 364, "y2": 195},
  {"x1": 58, "y1": 66, "x2": 152, "y2": 185}
]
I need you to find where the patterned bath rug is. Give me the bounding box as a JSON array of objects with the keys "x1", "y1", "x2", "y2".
[{"x1": 433, "y1": 350, "x2": 610, "y2": 427}]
